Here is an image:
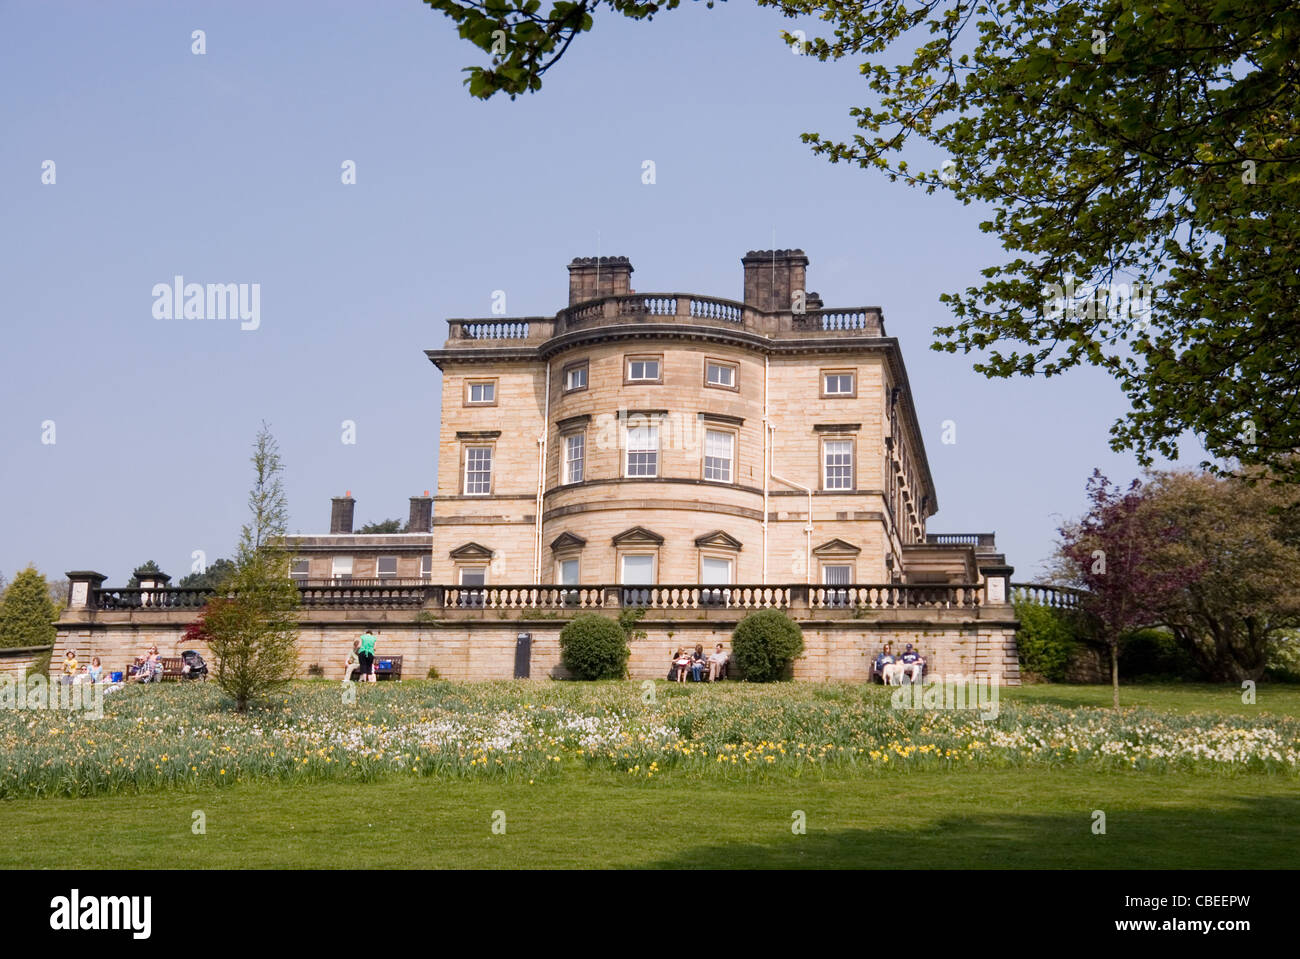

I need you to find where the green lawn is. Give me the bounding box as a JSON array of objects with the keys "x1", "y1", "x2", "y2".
[
  {"x1": 1002, "y1": 682, "x2": 1300, "y2": 717},
  {"x1": 4, "y1": 680, "x2": 1297, "y2": 869},
  {"x1": 5, "y1": 766, "x2": 1297, "y2": 869}
]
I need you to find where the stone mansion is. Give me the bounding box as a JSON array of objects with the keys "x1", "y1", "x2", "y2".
[{"x1": 55, "y1": 249, "x2": 1022, "y2": 683}]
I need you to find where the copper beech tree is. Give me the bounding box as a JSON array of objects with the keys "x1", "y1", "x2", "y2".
[{"x1": 1057, "y1": 470, "x2": 1198, "y2": 708}]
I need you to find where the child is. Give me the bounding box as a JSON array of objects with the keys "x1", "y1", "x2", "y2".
[
  {"x1": 344, "y1": 639, "x2": 360, "y2": 682},
  {"x1": 62, "y1": 650, "x2": 79, "y2": 685}
]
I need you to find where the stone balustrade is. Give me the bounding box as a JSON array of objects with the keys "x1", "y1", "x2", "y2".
[
  {"x1": 84, "y1": 581, "x2": 995, "y2": 613},
  {"x1": 1010, "y1": 582, "x2": 1087, "y2": 610},
  {"x1": 442, "y1": 294, "x2": 886, "y2": 347}
]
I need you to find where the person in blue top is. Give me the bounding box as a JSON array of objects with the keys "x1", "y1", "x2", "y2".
[
  {"x1": 873, "y1": 643, "x2": 897, "y2": 685},
  {"x1": 900, "y1": 644, "x2": 925, "y2": 684}
]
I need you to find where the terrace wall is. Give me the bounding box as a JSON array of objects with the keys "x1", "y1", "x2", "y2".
[{"x1": 53, "y1": 603, "x2": 1020, "y2": 685}]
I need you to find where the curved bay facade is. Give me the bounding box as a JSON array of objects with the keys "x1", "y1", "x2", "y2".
[{"x1": 425, "y1": 249, "x2": 985, "y2": 591}]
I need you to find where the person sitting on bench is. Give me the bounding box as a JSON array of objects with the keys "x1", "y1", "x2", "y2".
[
  {"x1": 899, "y1": 644, "x2": 925, "y2": 684},
  {"x1": 672, "y1": 648, "x2": 692, "y2": 684},
  {"x1": 873, "y1": 643, "x2": 898, "y2": 684},
  {"x1": 690, "y1": 645, "x2": 708, "y2": 682},
  {"x1": 708, "y1": 644, "x2": 729, "y2": 682}
]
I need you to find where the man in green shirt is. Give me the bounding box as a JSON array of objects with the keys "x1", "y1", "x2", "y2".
[{"x1": 357, "y1": 630, "x2": 377, "y2": 683}]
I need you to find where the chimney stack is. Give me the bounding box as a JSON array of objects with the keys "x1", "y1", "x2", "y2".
[
  {"x1": 742, "y1": 249, "x2": 809, "y2": 313},
  {"x1": 408, "y1": 492, "x2": 432, "y2": 533},
  {"x1": 568, "y1": 256, "x2": 633, "y2": 305},
  {"x1": 330, "y1": 492, "x2": 355, "y2": 534}
]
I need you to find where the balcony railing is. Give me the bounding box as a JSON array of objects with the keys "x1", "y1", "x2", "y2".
[
  {"x1": 1010, "y1": 582, "x2": 1087, "y2": 610},
  {"x1": 93, "y1": 587, "x2": 214, "y2": 610},
  {"x1": 87, "y1": 582, "x2": 991, "y2": 613},
  {"x1": 443, "y1": 295, "x2": 885, "y2": 346},
  {"x1": 924, "y1": 533, "x2": 997, "y2": 547},
  {"x1": 809, "y1": 584, "x2": 983, "y2": 609}
]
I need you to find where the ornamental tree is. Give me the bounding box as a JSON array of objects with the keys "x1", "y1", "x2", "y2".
[
  {"x1": 203, "y1": 424, "x2": 301, "y2": 711},
  {"x1": 1057, "y1": 470, "x2": 1201, "y2": 707}
]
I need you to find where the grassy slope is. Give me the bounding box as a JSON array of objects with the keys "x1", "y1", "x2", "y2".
[
  {"x1": 7, "y1": 767, "x2": 1299, "y2": 869},
  {"x1": 6, "y1": 682, "x2": 1298, "y2": 869},
  {"x1": 1002, "y1": 683, "x2": 1300, "y2": 717}
]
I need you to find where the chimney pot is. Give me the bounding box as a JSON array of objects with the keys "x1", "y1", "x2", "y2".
[
  {"x1": 407, "y1": 494, "x2": 433, "y2": 533},
  {"x1": 567, "y1": 256, "x2": 634, "y2": 305},
  {"x1": 330, "y1": 495, "x2": 356, "y2": 534},
  {"x1": 741, "y1": 248, "x2": 810, "y2": 313}
]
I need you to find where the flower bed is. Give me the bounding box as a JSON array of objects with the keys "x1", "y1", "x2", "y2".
[{"x1": 1, "y1": 681, "x2": 1297, "y2": 798}]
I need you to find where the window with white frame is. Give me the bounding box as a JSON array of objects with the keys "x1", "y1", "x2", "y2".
[
  {"x1": 703, "y1": 429, "x2": 734, "y2": 483},
  {"x1": 822, "y1": 562, "x2": 852, "y2": 607},
  {"x1": 564, "y1": 362, "x2": 588, "y2": 392},
  {"x1": 464, "y1": 446, "x2": 493, "y2": 494},
  {"x1": 331, "y1": 556, "x2": 354, "y2": 583},
  {"x1": 626, "y1": 357, "x2": 661, "y2": 382},
  {"x1": 620, "y1": 554, "x2": 655, "y2": 584},
  {"x1": 701, "y1": 556, "x2": 733, "y2": 584},
  {"x1": 625, "y1": 423, "x2": 659, "y2": 477},
  {"x1": 290, "y1": 558, "x2": 310, "y2": 580},
  {"x1": 564, "y1": 432, "x2": 585, "y2": 484},
  {"x1": 457, "y1": 566, "x2": 487, "y2": 607},
  {"x1": 823, "y1": 439, "x2": 854, "y2": 490},
  {"x1": 420, "y1": 554, "x2": 433, "y2": 580},
  {"x1": 822, "y1": 564, "x2": 852, "y2": 585},
  {"x1": 822, "y1": 371, "x2": 855, "y2": 396},
  {"x1": 705, "y1": 360, "x2": 737, "y2": 389},
  {"x1": 467, "y1": 380, "x2": 496, "y2": 404},
  {"x1": 559, "y1": 558, "x2": 580, "y2": 585},
  {"x1": 376, "y1": 556, "x2": 398, "y2": 579}
]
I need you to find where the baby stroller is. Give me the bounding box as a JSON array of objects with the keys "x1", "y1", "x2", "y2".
[{"x1": 180, "y1": 649, "x2": 208, "y2": 681}]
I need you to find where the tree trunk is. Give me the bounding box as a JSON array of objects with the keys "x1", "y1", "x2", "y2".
[{"x1": 1110, "y1": 640, "x2": 1120, "y2": 709}]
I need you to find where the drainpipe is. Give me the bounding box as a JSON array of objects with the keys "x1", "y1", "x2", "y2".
[
  {"x1": 768, "y1": 423, "x2": 813, "y2": 585},
  {"x1": 534, "y1": 362, "x2": 550, "y2": 584},
  {"x1": 762, "y1": 355, "x2": 769, "y2": 584}
]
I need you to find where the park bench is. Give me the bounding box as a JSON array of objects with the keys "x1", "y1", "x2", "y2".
[
  {"x1": 348, "y1": 655, "x2": 403, "y2": 681},
  {"x1": 870, "y1": 659, "x2": 930, "y2": 684},
  {"x1": 668, "y1": 652, "x2": 729, "y2": 682}
]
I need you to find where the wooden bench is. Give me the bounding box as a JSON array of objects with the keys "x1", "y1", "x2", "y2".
[
  {"x1": 125, "y1": 657, "x2": 203, "y2": 682},
  {"x1": 348, "y1": 655, "x2": 403, "y2": 681},
  {"x1": 870, "y1": 659, "x2": 929, "y2": 684},
  {"x1": 668, "y1": 654, "x2": 729, "y2": 682}
]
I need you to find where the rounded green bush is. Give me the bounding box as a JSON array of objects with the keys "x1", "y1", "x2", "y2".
[
  {"x1": 731, "y1": 610, "x2": 804, "y2": 682},
  {"x1": 560, "y1": 614, "x2": 630, "y2": 680}
]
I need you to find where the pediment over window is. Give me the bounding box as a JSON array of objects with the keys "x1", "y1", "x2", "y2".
[
  {"x1": 694, "y1": 530, "x2": 743, "y2": 551},
  {"x1": 449, "y1": 541, "x2": 494, "y2": 560},
  {"x1": 612, "y1": 526, "x2": 665, "y2": 546},
  {"x1": 813, "y1": 538, "x2": 861, "y2": 556},
  {"x1": 550, "y1": 532, "x2": 588, "y2": 552}
]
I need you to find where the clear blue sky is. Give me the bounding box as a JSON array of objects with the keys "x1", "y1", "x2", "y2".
[{"x1": 0, "y1": 0, "x2": 1197, "y2": 585}]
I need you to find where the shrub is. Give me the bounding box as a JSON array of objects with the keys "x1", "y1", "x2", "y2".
[
  {"x1": 306, "y1": 663, "x2": 324, "y2": 678},
  {"x1": 0, "y1": 566, "x2": 56, "y2": 649},
  {"x1": 560, "y1": 614, "x2": 630, "y2": 680},
  {"x1": 1266, "y1": 631, "x2": 1300, "y2": 683},
  {"x1": 1120, "y1": 627, "x2": 1201, "y2": 679},
  {"x1": 1013, "y1": 600, "x2": 1079, "y2": 682},
  {"x1": 427, "y1": 665, "x2": 441, "y2": 680},
  {"x1": 730, "y1": 610, "x2": 804, "y2": 682}
]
